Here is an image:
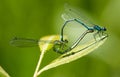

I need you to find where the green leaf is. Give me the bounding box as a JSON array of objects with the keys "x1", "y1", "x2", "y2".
[
  {"x1": 37, "y1": 35, "x2": 107, "y2": 75},
  {"x1": 0, "y1": 66, "x2": 10, "y2": 77}
]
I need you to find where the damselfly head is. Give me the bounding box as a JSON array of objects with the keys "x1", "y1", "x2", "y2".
[{"x1": 102, "y1": 27, "x2": 107, "y2": 31}]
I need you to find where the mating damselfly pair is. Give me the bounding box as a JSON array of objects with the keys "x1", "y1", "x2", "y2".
[{"x1": 10, "y1": 5, "x2": 108, "y2": 54}]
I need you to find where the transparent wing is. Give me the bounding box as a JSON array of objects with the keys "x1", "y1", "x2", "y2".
[
  {"x1": 10, "y1": 37, "x2": 39, "y2": 47},
  {"x1": 10, "y1": 37, "x2": 55, "y2": 47},
  {"x1": 61, "y1": 5, "x2": 95, "y2": 47},
  {"x1": 62, "y1": 4, "x2": 95, "y2": 27}
]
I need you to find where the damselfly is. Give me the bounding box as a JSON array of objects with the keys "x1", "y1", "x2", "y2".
[
  {"x1": 58, "y1": 5, "x2": 108, "y2": 53},
  {"x1": 10, "y1": 5, "x2": 108, "y2": 54}
]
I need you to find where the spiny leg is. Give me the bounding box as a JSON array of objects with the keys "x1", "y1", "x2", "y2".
[
  {"x1": 93, "y1": 31, "x2": 103, "y2": 42},
  {"x1": 102, "y1": 32, "x2": 108, "y2": 37},
  {"x1": 98, "y1": 31, "x2": 105, "y2": 40},
  {"x1": 93, "y1": 32, "x2": 98, "y2": 42}
]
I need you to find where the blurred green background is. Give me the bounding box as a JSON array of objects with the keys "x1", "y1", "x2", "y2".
[{"x1": 0, "y1": 0, "x2": 120, "y2": 77}]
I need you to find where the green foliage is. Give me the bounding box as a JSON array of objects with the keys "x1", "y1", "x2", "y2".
[
  {"x1": 0, "y1": 0, "x2": 120, "y2": 77},
  {"x1": 36, "y1": 35, "x2": 107, "y2": 77}
]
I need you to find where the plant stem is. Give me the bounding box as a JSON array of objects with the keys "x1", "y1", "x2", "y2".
[
  {"x1": 37, "y1": 69, "x2": 43, "y2": 76},
  {"x1": 33, "y1": 50, "x2": 45, "y2": 77}
]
